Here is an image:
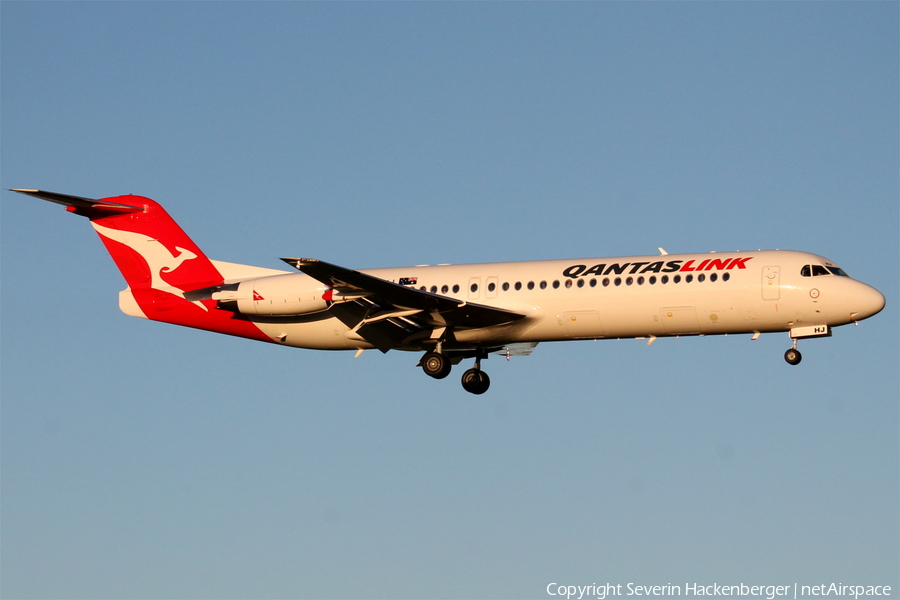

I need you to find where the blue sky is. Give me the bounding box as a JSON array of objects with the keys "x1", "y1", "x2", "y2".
[{"x1": 2, "y1": 3, "x2": 897, "y2": 599}]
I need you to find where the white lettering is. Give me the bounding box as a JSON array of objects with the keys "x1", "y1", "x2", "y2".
[{"x1": 626, "y1": 583, "x2": 680, "y2": 595}]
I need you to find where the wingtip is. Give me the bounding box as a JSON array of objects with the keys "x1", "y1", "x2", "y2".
[{"x1": 280, "y1": 257, "x2": 318, "y2": 270}]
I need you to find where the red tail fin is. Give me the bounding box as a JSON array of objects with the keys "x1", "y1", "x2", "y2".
[
  {"x1": 87, "y1": 194, "x2": 224, "y2": 292},
  {"x1": 14, "y1": 189, "x2": 272, "y2": 342}
]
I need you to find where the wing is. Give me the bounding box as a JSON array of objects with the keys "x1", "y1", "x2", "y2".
[{"x1": 281, "y1": 257, "x2": 526, "y2": 352}]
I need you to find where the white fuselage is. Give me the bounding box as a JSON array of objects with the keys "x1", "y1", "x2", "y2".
[{"x1": 230, "y1": 250, "x2": 884, "y2": 352}]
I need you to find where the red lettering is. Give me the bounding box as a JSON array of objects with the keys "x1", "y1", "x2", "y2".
[
  {"x1": 705, "y1": 258, "x2": 731, "y2": 270},
  {"x1": 727, "y1": 257, "x2": 753, "y2": 269},
  {"x1": 680, "y1": 260, "x2": 697, "y2": 271},
  {"x1": 695, "y1": 259, "x2": 711, "y2": 271}
]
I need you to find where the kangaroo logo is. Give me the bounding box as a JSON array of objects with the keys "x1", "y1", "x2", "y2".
[{"x1": 92, "y1": 222, "x2": 208, "y2": 310}]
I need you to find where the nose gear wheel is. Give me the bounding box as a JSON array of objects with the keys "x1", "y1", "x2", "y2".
[{"x1": 784, "y1": 348, "x2": 802, "y2": 365}]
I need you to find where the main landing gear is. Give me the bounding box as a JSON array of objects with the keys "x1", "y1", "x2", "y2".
[
  {"x1": 420, "y1": 348, "x2": 491, "y2": 394},
  {"x1": 421, "y1": 351, "x2": 451, "y2": 379},
  {"x1": 461, "y1": 368, "x2": 490, "y2": 395}
]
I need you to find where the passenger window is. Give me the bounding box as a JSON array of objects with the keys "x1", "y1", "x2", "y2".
[
  {"x1": 637, "y1": 276, "x2": 645, "y2": 285},
  {"x1": 527, "y1": 281, "x2": 535, "y2": 290},
  {"x1": 615, "y1": 277, "x2": 622, "y2": 286},
  {"x1": 685, "y1": 275, "x2": 693, "y2": 283},
  {"x1": 674, "y1": 275, "x2": 681, "y2": 283},
  {"x1": 470, "y1": 283, "x2": 479, "y2": 293},
  {"x1": 515, "y1": 281, "x2": 522, "y2": 291},
  {"x1": 697, "y1": 274, "x2": 705, "y2": 282},
  {"x1": 539, "y1": 281, "x2": 547, "y2": 290},
  {"x1": 661, "y1": 275, "x2": 669, "y2": 284},
  {"x1": 649, "y1": 276, "x2": 657, "y2": 284},
  {"x1": 626, "y1": 276, "x2": 633, "y2": 286},
  {"x1": 602, "y1": 278, "x2": 610, "y2": 287},
  {"x1": 430, "y1": 285, "x2": 438, "y2": 293},
  {"x1": 576, "y1": 279, "x2": 584, "y2": 288},
  {"x1": 710, "y1": 273, "x2": 717, "y2": 282},
  {"x1": 488, "y1": 282, "x2": 496, "y2": 292},
  {"x1": 441, "y1": 284, "x2": 449, "y2": 294},
  {"x1": 554, "y1": 280, "x2": 561, "y2": 289},
  {"x1": 590, "y1": 278, "x2": 597, "y2": 287},
  {"x1": 722, "y1": 273, "x2": 730, "y2": 282},
  {"x1": 452, "y1": 284, "x2": 460, "y2": 293},
  {"x1": 502, "y1": 282, "x2": 509, "y2": 291}
]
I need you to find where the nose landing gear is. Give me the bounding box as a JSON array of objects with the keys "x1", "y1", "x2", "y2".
[
  {"x1": 784, "y1": 347, "x2": 802, "y2": 365},
  {"x1": 784, "y1": 325, "x2": 830, "y2": 365},
  {"x1": 784, "y1": 337, "x2": 802, "y2": 365}
]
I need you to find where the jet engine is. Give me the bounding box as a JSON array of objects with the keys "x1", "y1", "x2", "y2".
[{"x1": 213, "y1": 273, "x2": 330, "y2": 316}]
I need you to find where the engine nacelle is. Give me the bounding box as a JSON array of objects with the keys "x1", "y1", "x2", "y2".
[{"x1": 216, "y1": 273, "x2": 330, "y2": 316}]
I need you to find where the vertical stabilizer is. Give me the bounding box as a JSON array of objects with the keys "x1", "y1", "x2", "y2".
[{"x1": 13, "y1": 190, "x2": 272, "y2": 342}]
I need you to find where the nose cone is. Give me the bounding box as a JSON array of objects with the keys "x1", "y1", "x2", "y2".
[{"x1": 850, "y1": 282, "x2": 885, "y2": 321}]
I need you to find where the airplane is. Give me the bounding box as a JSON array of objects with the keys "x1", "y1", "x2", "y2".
[{"x1": 11, "y1": 189, "x2": 886, "y2": 394}]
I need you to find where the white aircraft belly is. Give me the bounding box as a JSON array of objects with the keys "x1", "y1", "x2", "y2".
[{"x1": 253, "y1": 318, "x2": 354, "y2": 350}]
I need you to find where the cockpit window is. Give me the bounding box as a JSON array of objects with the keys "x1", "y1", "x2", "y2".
[{"x1": 802, "y1": 264, "x2": 849, "y2": 277}]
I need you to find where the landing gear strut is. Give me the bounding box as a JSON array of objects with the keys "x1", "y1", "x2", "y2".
[{"x1": 461, "y1": 349, "x2": 490, "y2": 395}]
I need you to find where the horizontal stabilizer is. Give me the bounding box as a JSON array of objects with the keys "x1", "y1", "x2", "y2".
[{"x1": 10, "y1": 189, "x2": 143, "y2": 216}]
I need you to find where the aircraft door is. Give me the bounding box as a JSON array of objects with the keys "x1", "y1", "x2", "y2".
[
  {"x1": 762, "y1": 266, "x2": 780, "y2": 300},
  {"x1": 468, "y1": 277, "x2": 481, "y2": 300}
]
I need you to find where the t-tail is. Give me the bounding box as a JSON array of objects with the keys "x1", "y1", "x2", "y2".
[{"x1": 12, "y1": 189, "x2": 272, "y2": 342}]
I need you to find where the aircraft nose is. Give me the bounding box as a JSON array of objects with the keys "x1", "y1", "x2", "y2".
[{"x1": 850, "y1": 282, "x2": 885, "y2": 321}]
